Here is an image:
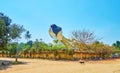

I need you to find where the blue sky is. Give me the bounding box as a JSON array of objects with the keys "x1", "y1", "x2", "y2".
[{"x1": 0, "y1": 0, "x2": 120, "y2": 45}]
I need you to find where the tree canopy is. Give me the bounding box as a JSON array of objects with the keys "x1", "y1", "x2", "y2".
[{"x1": 0, "y1": 12, "x2": 25, "y2": 50}]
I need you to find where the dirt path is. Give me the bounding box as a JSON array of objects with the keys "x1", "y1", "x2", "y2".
[{"x1": 0, "y1": 58, "x2": 120, "y2": 73}]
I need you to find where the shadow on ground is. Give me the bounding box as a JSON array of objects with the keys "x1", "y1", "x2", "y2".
[{"x1": 0, "y1": 60, "x2": 28, "y2": 70}]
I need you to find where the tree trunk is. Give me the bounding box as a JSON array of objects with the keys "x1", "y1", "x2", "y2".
[
  {"x1": 80, "y1": 50, "x2": 83, "y2": 60},
  {"x1": 15, "y1": 57, "x2": 18, "y2": 62},
  {"x1": 15, "y1": 52, "x2": 18, "y2": 62},
  {"x1": 15, "y1": 46, "x2": 18, "y2": 62}
]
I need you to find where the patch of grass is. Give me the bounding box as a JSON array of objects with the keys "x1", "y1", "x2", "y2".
[{"x1": 11, "y1": 61, "x2": 25, "y2": 65}]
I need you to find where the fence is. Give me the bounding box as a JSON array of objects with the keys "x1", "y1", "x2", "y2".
[{"x1": 0, "y1": 50, "x2": 101, "y2": 60}]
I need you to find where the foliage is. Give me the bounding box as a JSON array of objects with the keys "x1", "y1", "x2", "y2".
[
  {"x1": 8, "y1": 43, "x2": 17, "y2": 55},
  {"x1": 0, "y1": 12, "x2": 117, "y2": 60},
  {"x1": 112, "y1": 41, "x2": 120, "y2": 56},
  {"x1": 91, "y1": 41, "x2": 115, "y2": 59},
  {"x1": 25, "y1": 31, "x2": 31, "y2": 42},
  {"x1": 112, "y1": 41, "x2": 120, "y2": 49},
  {"x1": 0, "y1": 13, "x2": 25, "y2": 51},
  {"x1": 23, "y1": 44, "x2": 30, "y2": 54},
  {"x1": 11, "y1": 61, "x2": 25, "y2": 65},
  {"x1": 0, "y1": 13, "x2": 11, "y2": 50},
  {"x1": 9, "y1": 24, "x2": 25, "y2": 40},
  {"x1": 18, "y1": 42, "x2": 26, "y2": 51},
  {"x1": 27, "y1": 40, "x2": 33, "y2": 48}
]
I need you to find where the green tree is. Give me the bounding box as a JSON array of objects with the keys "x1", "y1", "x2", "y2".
[
  {"x1": 22, "y1": 44, "x2": 30, "y2": 58},
  {"x1": 112, "y1": 41, "x2": 120, "y2": 56},
  {"x1": 8, "y1": 42, "x2": 17, "y2": 57},
  {"x1": 29, "y1": 39, "x2": 41, "y2": 57},
  {"x1": 27, "y1": 40, "x2": 33, "y2": 48},
  {"x1": 113, "y1": 41, "x2": 120, "y2": 49},
  {"x1": 9, "y1": 24, "x2": 25, "y2": 62},
  {"x1": 25, "y1": 31, "x2": 31, "y2": 42},
  {"x1": 9, "y1": 24, "x2": 24, "y2": 40},
  {"x1": 18, "y1": 42, "x2": 26, "y2": 51},
  {"x1": 0, "y1": 13, "x2": 11, "y2": 50}
]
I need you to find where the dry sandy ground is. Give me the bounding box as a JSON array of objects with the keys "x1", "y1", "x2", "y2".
[{"x1": 0, "y1": 58, "x2": 120, "y2": 73}]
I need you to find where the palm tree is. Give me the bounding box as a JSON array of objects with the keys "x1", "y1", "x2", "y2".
[{"x1": 25, "y1": 31, "x2": 31, "y2": 42}]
